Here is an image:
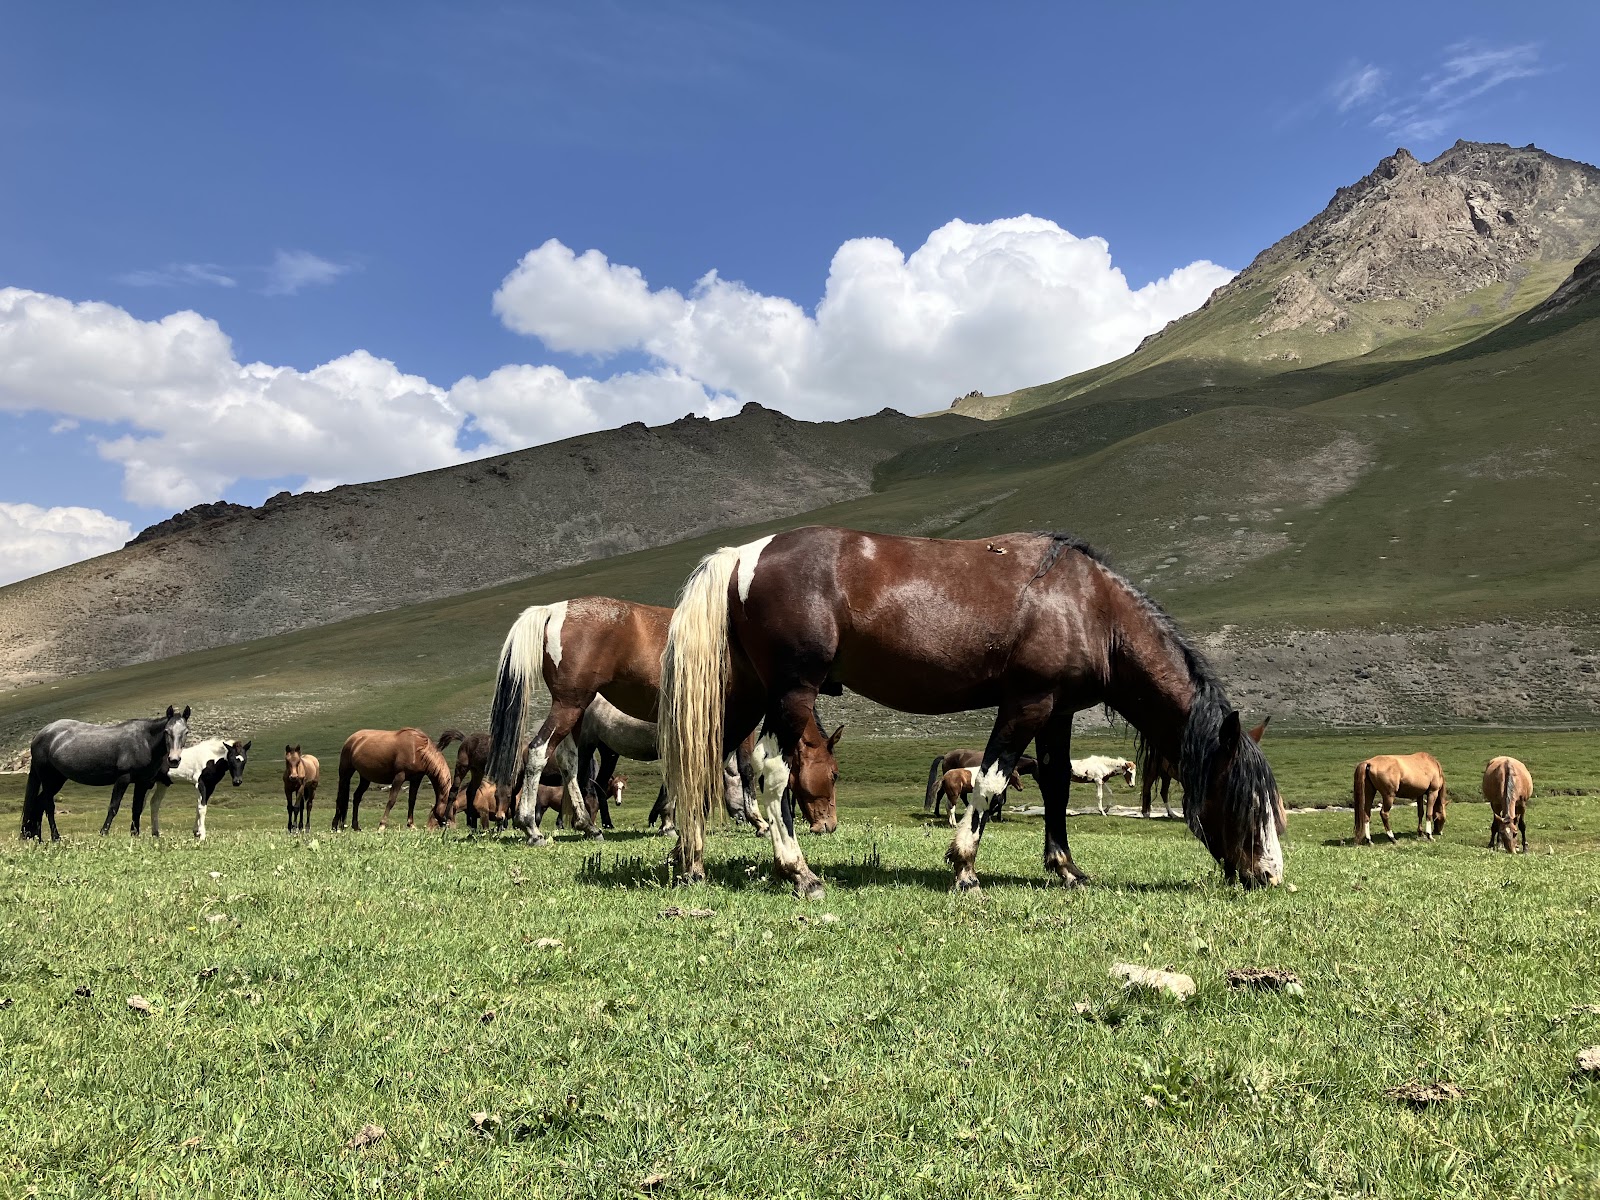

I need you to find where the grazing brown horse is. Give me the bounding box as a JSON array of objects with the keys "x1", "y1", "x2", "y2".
[
  {"x1": 437, "y1": 730, "x2": 497, "y2": 831},
  {"x1": 485, "y1": 596, "x2": 790, "y2": 844},
  {"x1": 1353, "y1": 752, "x2": 1448, "y2": 844},
  {"x1": 1482, "y1": 756, "x2": 1532, "y2": 853},
  {"x1": 936, "y1": 765, "x2": 1024, "y2": 826},
  {"x1": 925, "y1": 750, "x2": 1036, "y2": 817},
  {"x1": 283, "y1": 746, "x2": 319, "y2": 833},
  {"x1": 662, "y1": 527, "x2": 1285, "y2": 897},
  {"x1": 1142, "y1": 717, "x2": 1269, "y2": 818},
  {"x1": 333, "y1": 729, "x2": 452, "y2": 831}
]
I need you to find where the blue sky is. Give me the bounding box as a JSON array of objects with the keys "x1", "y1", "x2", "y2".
[{"x1": 0, "y1": 0, "x2": 1594, "y2": 581}]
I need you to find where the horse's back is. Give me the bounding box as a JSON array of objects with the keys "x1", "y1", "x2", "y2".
[
  {"x1": 1482, "y1": 755, "x2": 1530, "y2": 808},
  {"x1": 301, "y1": 754, "x2": 321, "y2": 783}
]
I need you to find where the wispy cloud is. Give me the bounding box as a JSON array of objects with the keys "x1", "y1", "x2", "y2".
[
  {"x1": 1332, "y1": 63, "x2": 1385, "y2": 113},
  {"x1": 117, "y1": 262, "x2": 236, "y2": 288},
  {"x1": 1340, "y1": 41, "x2": 1547, "y2": 142},
  {"x1": 261, "y1": 249, "x2": 351, "y2": 296}
]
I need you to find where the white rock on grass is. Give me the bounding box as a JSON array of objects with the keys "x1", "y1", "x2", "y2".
[{"x1": 1110, "y1": 962, "x2": 1196, "y2": 1000}]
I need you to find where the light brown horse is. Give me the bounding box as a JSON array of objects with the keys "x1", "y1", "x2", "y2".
[
  {"x1": 333, "y1": 729, "x2": 452, "y2": 832},
  {"x1": 283, "y1": 745, "x2": 319, "y2": 833},
  {"x1": 485, "y1": 596, "x2": 792, "y2": 844},
  {"x1": 925, "y1": 750, "x2": 1036, "y2": 817},
  {"x1": 1142, "y1": 717, "x2": 1269, "y2": 817},
  {"x1": 1482, "y1": 756, "x2": 1532, "y2": 853},
  {"x1": 936, "y1": 765, "x2": 1024, "y2": 826},
  {"x1": 1353, "y1": 752, "x2": 1448, "y2": 844},
  {"x1": 662, "y1": 527, "x2": 1285, "y2": 898}
]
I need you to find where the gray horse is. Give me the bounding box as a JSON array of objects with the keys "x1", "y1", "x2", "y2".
[{"x1": 21, "y1": 705, "x2": 191, "y2": 841}]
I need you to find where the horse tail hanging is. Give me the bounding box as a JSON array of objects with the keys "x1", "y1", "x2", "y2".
[
  {"x1": 1353, "y1": 761, "x2": 1371, "y2": 827},
  {"x1": 486, "y1": 604, "x2": 561, "y2": 792},
  {"x1": 661, "y1": 544, "x2": 742, "y2": 873},
  {"x1": 923, "y1": 754, "x2": 947, "y2": 811},
  {"x1": 436, "y1": 728, "x2": 467, "y2": 751}
]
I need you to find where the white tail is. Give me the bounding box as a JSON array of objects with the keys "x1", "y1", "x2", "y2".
[
  {"x1": 486, "y1": 601, "x2": 565, "y2": 789},
  {"x1": 660, "y1": 545, "x2": 742, "y2": 872}
]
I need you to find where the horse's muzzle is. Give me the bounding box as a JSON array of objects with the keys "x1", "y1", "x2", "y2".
[{"x1": 809, "y1": 817, "x2": 838, "y2": 835}]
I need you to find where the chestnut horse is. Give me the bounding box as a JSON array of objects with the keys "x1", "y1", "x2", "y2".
[
  {"x1": 1482, "y1": 756, "x2": 1532, "y2": 853},
  {"x1": 484, "y1": 596, "x2": 784, "y2": 844},
  {"x1": 662, "y1": 527, "x2": 1285, "y2": 897},
  {"x1": 283, "y1": 745, "x2": 319, "y2": 833},
  {"x1": 936, "y1": 765, "x2": 1024, "y2": 826},
  {"x1": 332, "y1": 729, "x2": 452, "y2": 831},
  {"x1": 1353, "y1": 752, "x2": 1448, "y2": 844},
  {"x1": 925, "y1": 750, "x2": 1037, "y2": 817}
]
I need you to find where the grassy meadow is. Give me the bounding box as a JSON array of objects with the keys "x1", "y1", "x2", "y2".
[{"x1": 3, "y1": 731, "x2": 1599, "y2": 1198}]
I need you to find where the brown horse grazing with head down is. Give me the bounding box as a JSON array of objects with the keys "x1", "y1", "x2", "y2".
[
  {"x1": 1142, "y1": 717, "x2": 1269, "y2": 818},
  {"x1": 333, "y1": 729, "x2": 453, "y2": 832},
  {"x1": 436, "y1": 730, "x2": 497, "y2": 831},
  {"x1": 484, "y1": 597, "x2": 777, "y2": 845},
  {"x1": 1353, "y1": 752, "x2": 1448, "y2": 844},
  {"x1": 662, "y1": 527, "x2": 1285, "y2": 898},
  {"x1": 283, "y1": 746, "x2": 320, "y2": 833},
  {"x1": 925, "y1": 750, "x2": 1036, "y2": 817},
  {"x1": 1483, "y1": 756, "x2": 1532, "y2": 853}
]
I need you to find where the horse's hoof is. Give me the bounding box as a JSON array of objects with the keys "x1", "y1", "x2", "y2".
[
  {"x1": 793, "y1": 875, "x2": 826, "y2": 901},
  {"x1": 953, "y1": 878, "x2": 983, "y2": 896}
]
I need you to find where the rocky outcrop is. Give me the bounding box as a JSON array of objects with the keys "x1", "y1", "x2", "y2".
[
  {"x1": 1530, "y1": 241, "x2": 1600, "y2": 322},
  {"x1": 1252, "y1": 271, "x2": 1350, "y2": 337},
  {"x1": 1237, "y1": 141, "x2": 1600, "y2": 323}
]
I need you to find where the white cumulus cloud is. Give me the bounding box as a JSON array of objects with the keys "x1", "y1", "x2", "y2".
[
  {"x1": 0, "y1": 503, "x2": 133, "y2": 586},
  {"x1": 492, "y1": 216, "x2": 1234, "y2": 419}
]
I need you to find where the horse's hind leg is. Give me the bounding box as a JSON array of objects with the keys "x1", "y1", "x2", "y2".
[
  {"x1": 380, "y1": 778, "x2": 405, "y2": 831},
  {"x1": 947, "y1": 693, "x2": 1054, "y2": 892},
  {"x1": 1378, "y1": 793, "x2": 1396, "y2": 842},
  {"x1": 101, "y1": 780, "x2": 130, "y2": 837},
  {"x1": 351, "y1": 778, "x2": 370, "y2": 832},
  {"x1": 1036, "y1": 711, "x2": 1088, "y2": 886}
]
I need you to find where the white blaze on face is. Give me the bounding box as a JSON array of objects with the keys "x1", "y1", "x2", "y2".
[{"x1": 736, "y1": 535, "x2": 775, "y2": 604}]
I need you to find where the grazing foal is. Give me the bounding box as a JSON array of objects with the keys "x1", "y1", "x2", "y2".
[
  {"x1": 1482, "y1": 756, "x2": 1532, "y2": 853},
  {"x1": 936, "y1": 765, "x2": 1024, "y2": 826},
  {"x1": 283, "y1": 746, "x2": 320, "y2": 833}
]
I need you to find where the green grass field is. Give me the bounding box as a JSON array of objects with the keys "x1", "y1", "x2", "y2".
[{"x1": 3, "y1": 733, "x2": 1599, "y2": 1198}]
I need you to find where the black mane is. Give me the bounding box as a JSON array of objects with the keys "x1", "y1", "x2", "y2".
[{"x1": 1033, "y1": 528, "x2": 1277, "y2": 872}]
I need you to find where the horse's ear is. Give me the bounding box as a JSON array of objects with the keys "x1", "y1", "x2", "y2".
[
  {"x1": 166, "y1": 705, "x2": 176, "y2": 718},
  {"x1": 1218, "y1": 710, "x2": 1243, "y2": 760},
  {"x1": 827, "y1": 723, "x2": 845, "y2": 750},
  {"x1": 1248, "y1": 715, "x2": 1270, "y2": 744},
  {"x1": 239, "y1": 740, "x2": 251, "y2": 753},
  {"x1": 181, "y1": 706, "x2": 192, "y2": 720},
  {"x1": 286, "y1": 744, "x2": 294, "y2": 754}
]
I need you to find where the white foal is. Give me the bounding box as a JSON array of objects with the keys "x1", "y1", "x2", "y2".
[
  {"x1": 149, "y1": 737, "x2": 251, "y2": 840},
  {"x1": 1070, "y1": 755, "x2": 1137, "y2": 815}
]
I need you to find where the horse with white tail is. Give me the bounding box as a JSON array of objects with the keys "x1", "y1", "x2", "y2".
[
  {"x1": 661, "y1": 526, "x2": 1286, "y2": 898},
  {"x1": 484, "y1": 597, "x2": 773, "y2": 845}
]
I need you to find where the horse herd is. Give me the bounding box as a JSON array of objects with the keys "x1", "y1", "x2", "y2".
[{"x1": 15, "y1": 527, "x2": 1541, "y2": 889}]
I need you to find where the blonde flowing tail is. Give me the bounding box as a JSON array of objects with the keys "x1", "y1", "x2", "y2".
[
  {"x1": 486, "y1": 604, "x2": 559, "y2": 791},
  {"x1": 661, "y1": 546, "x2": 741, "y2": 876}
]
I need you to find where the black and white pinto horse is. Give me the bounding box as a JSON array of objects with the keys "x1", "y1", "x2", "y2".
[
  {"x1": 147, "y1": 737, "x2": 252, "y2": 840},
  {"x1": 21, "y1": 706, "x2": 190, "y2": 841}
]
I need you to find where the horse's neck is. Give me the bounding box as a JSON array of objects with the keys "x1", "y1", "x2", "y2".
[{"x1": 1104, "y1": 614, "x2": 1195, "y2": 765}]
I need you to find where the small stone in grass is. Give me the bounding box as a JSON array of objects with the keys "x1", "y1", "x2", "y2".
[
  {"x1": 534, "y1": 937, "x2": 563, "y2": 950},
  {"x1": 1388, "y1": 1081, "x2": 1464, "y2": 1106},
  {"x1": 1285, "y1": 883, "x2": 1299, "y2": 893},
  {"x1": 181, "y1": 1136, "x2": 203, "y2": 1150},
  {"x1": 0, "y1": 997, "x2": 13, "y2": 1010},
  {"x1": 480, "y1": 1009, "x2": 496, "y2": 1024},
  {"x1": 127, "y1": 994, "x2": 153, "y2": 1014},
  {"x1": 197, "y1": 966, "x2": 219, "y2": 981},
  {"x1": 1577, "y1": 1046, "x2": 1600, "y2": 1076},
  {"x1": 1110, "y1": 962, "x2": 1195, "y2": 1000},
  {"x1": 73, "y1": 985, "x2": 92, "y2": 999},
  {"x1": 469, "y1": 1111, "x2": 500, "y2": 1136},
  {"x1": 207, "y1": 871, "x2": 221, "y2": 880},
  {"x1": 205, "y1": 914, "x2": 226, "y2": 925},
  {"x1": 347, "y1": 1123, "x2": 385, "y2": 1150},
  {"x1": 640, "y1": 1172, "x2": 668, "y2": 1189}
]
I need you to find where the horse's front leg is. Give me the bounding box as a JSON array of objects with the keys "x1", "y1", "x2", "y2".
[
  {"x1": 130, "y1": 781, "x2": 150, "y2": 837},
  {"x1": 553, "y1": 738, "x2": 599, "y2": 839},
  {"x1": 1096, "y1": 778, "x2": 1108, "y2": 816},
  {"x1": 753, "y1": 688, "x2": 827, "y2": 900},
  {"x1": 947, "y1": 693, "x2": 1054, "y2": 892},
  {"x1": 405, "y1": 775, "x2": 421, "y2": 829},
  {"x1": 512, "y1": 705, "x2": 588, "y2": 845},
  {"x1": 1379, "y1": 795, "x2": 1396, "y2": 842},
  {"x1": 350, "y1": 778, "x2": 370, "y2": 832},
  {"x1": 1417, "y1": 793, "x2": 1432, "y2": 840},
  {"x1": 1036, "y1": 710, "x2": 1088, "y2": 885},
  {"x1": 192, "y1": 780, "x2": 209, "y2": 841},
  {"x1": 148, "y1": 780, "x2": 171, "y2": 838},
  {"x1": 101, "y1": 779, "x2": 131, "y2": 837},
  {"x1": 380, "y1": 778, "x2": 405, "y2": 830},
  {"x1": 1161, "y1": 776, "x2": 1175, "y2": 820}
]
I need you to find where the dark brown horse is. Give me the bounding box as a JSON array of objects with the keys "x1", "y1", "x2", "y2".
[
  {"x1": 662, "y1": 527, "x2": 1285, "y2": 897},
  {"x1": 332, "y1": 729, "x2": 453, "y2": 831},
  {"x1": 436, "y1": 730, "x2": 496, "y2": 831},
  {"x1": 484, "y1": 596, "x2": 793, "y2": 845},
  {"x1": 925, "y1": 750, "x2": 1037, "y2": 817}
]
